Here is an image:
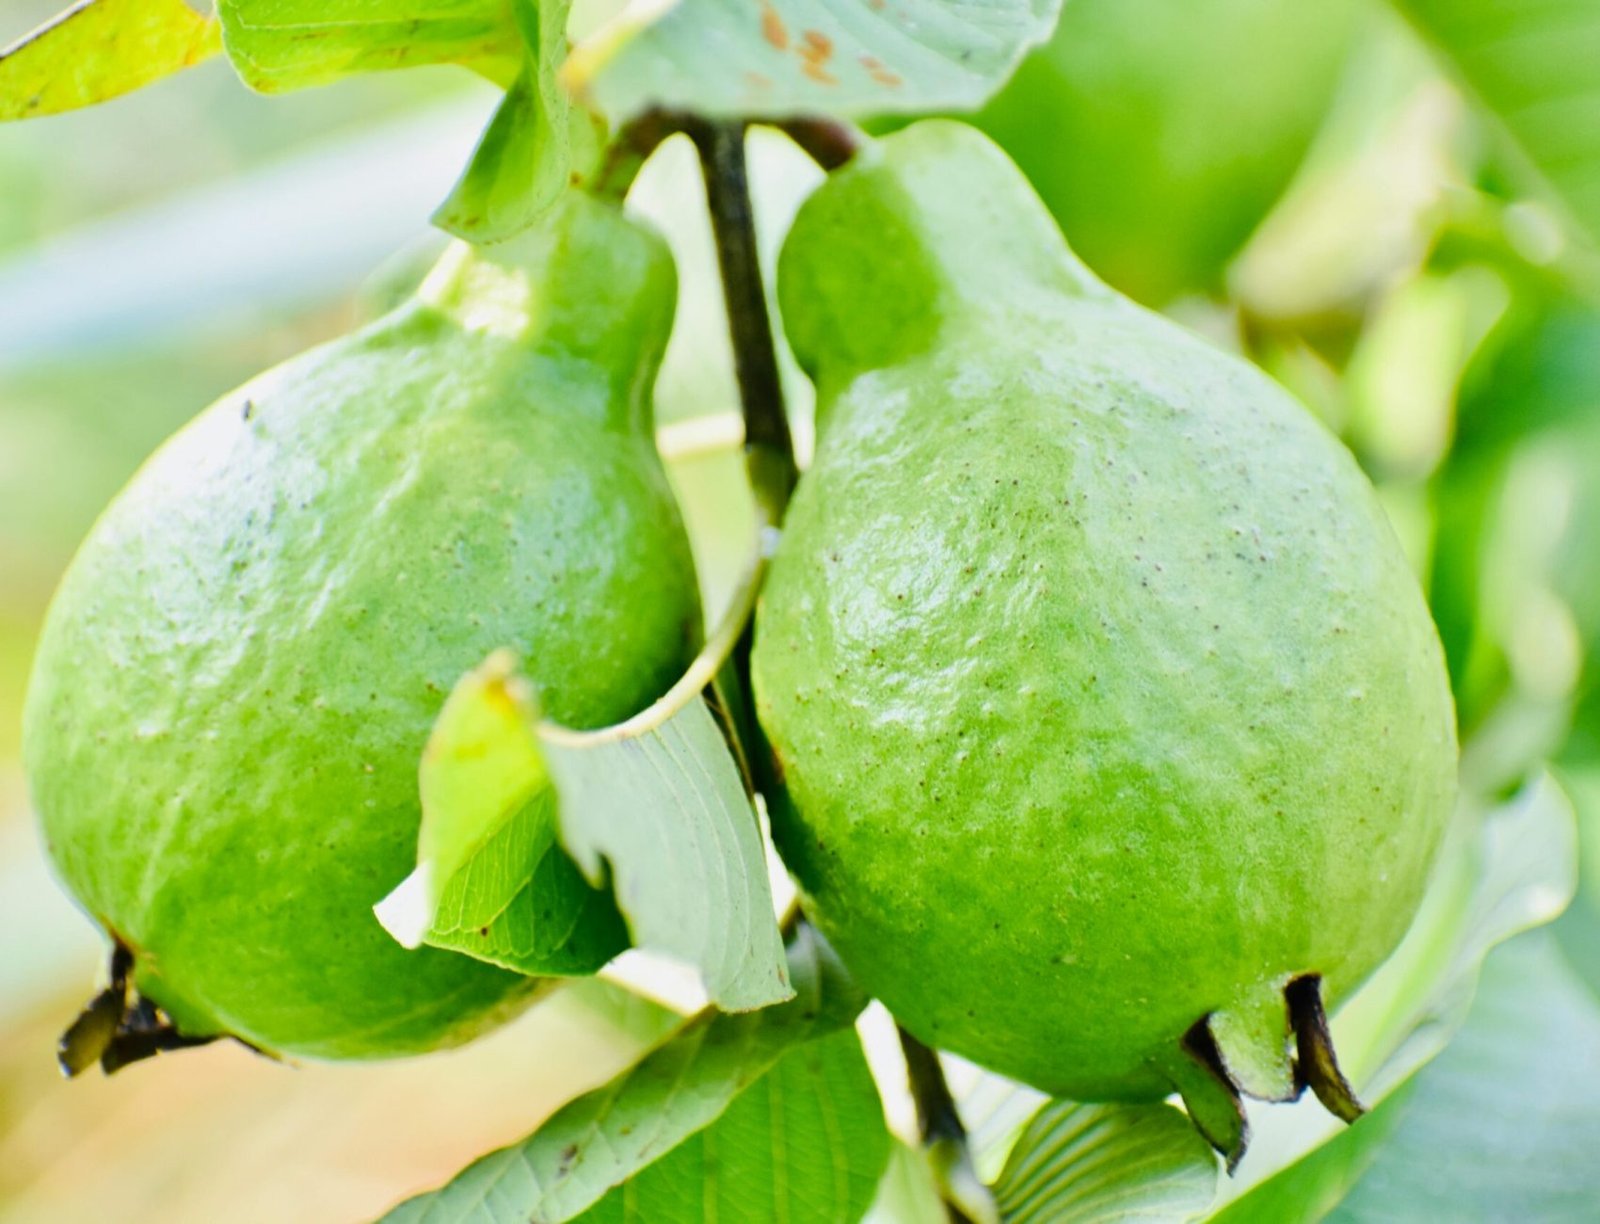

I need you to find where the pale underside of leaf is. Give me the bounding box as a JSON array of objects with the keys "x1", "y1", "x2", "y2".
[
  {"x1": 1322, "y1": 931, "x2": 1600, "y2": 1221},
  {"x1": 992, "y1": 1099, "x2": 1219, "y2": 1224},
  {"x1": 376, "y1": 662, "x2": 788, "y2": 1004},
  {"x1": 541, "y1": 694, "x2": 791, "y2": 1011},
  {"x1": 1344, "y1": 770, "x2": 1578, "y2": 1102},
  {"x1": 0, "y1": 0, "x2": 220, "y2": 122},
  {"x1": 563, "y1": 0, "x2": 1066, "y2": 124}
]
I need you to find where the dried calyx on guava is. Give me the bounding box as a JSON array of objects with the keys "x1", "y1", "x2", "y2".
[
  {"x1": 751, "y1": 121, "x2": 1457, "y2": 1163},
  {"x1": 26, "y1": 192, "x2": 700, "y2": 1068}
]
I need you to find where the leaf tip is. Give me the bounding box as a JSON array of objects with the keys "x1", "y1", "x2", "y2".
[{"x1": 374, "y1": 863, "x2": 437, "y2": 949}]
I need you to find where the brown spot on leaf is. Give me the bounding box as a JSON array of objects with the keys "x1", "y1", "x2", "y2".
[
  {"x1": 798, "y1": 29, "x2": 837, "y2": 84},
  {"x1": 745, "y1": 70, "x2": 773, "y2": 90},
  {"x1": 860, "y1": 54, "x2": 902, "y2": 87},
  {"x1": 760, "y1": 2, "x2": 789, "y2": 49},
  {"x1": 800, "y1": 29, "x2": 834, "y2": 64}
]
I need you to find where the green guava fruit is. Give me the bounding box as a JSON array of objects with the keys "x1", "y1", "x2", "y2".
[
  {"x1": 23, "y1": 192, "x2": 701, "y2": 1062},
  {"x1": 752, "y1": 122, "x2": 1456, "y2": 1149},
  {"x1": 965, "y1": 0, "x2": 1364, "y2": 305}
]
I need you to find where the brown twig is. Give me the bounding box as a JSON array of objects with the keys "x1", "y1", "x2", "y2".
[
  {"x1": 687, "y1": 119, "x2": 798, "y2": 527},
  {"x1": 590, "y1": 107, "x2": 692, "y2": 202},
  {"x1": 768, "y1": 116, "x2": 865, "y2": 171},
  {"x1": 899, "y1": 1026, "x2": 997, "y2": 1224}
]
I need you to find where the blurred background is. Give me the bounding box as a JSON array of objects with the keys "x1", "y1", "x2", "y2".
[{"x1": 1, "y1": 0, "x2": 1597, "y2": 1218}]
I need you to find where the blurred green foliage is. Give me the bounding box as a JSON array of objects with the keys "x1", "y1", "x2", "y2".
[
  {"x1": 1429, "y1": 293, "x2": 1600, "y2": 763},
  {"x1": 969, "y1": 0, "x2": 1368, "y2": 305},
  {"x1": 0, "y1": 52, "x2": 464, "y2": 256}
]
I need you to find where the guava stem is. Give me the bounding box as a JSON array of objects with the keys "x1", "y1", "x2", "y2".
[
  {"x1": 688, "y1": 119, "x2": 799, "y2": 527},
  {"x1": 898, "y1": 1027, "x2": 999, "y2": 1224},
  {"x1": 900, "y1": 1026, "x2": 965, "y2": 1146},
  {"x1": 1286, "y1": 974, "x2": 1366, "y2": 1123}
]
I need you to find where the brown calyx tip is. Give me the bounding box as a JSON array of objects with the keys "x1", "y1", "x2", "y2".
[
  {"x1": 57, "y1": 942, "x2": 228, "y2": 1077},
  {"x1": 1286, "y1": 973, "x2": 1366, "y2": 1123},
  {"x1": 1179, "y1": 1014, "x2": 1251, "y2": 1171},
  {"x1": 1170, "y1": 975, "x2": 1366, "y2": 1171}
]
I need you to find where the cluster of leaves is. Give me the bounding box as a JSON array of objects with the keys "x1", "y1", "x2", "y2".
[{"x1": 4, "y1": 0, "x2": 1600, "y2": 1220}]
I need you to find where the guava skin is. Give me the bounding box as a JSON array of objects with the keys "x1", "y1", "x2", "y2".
[
  {"x1": 753, "y1": 122, "x2": 1457, "y2": 1102},
  {"x1": 23, "y1": 194, "x2": 701, "y2": 1061}
]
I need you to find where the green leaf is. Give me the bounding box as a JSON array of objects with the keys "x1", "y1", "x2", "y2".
[
  {"x1": 1428, "y1": 292, "x2": 1600, "y2": 750},
  {"x1": 217, "y1": 0, "x2": 521, "y2": 94},
  {"x1": 1395, "y1": 0, "x2": 1600, "y2": 248},
  {"x1": 382, "y1": 924, "x2": 871, "y2": 1222},
  {"x1": 0, "y1": 0, "x2": 220, "y2": 121},
  {"x1": 992, "y1": 1100, "x2": 1219, "y2": 1224},
  {"x1": 374, "y1": 650, "x2": 628, "y2": 976},
  {"x1": 425, "y1": 791, "x2": 631, "y2": 975},
  {"x1": 434, "y1": 0, "x2": 606, "y2": 243},
  {"x1": 417, "y1": 650, "x2": 549, "y2": 892},
  {"x1": 376, "y1": 552, "x2": 792, "y2": 1009},
  {"x1": 563, "y1": 0, "x2": 1065, "y2": 125},
  {"x1": 1206, "y1": 1087, "x2": 1409, "y2": 1224},
  {"x1": 579, "y1": 1027, "x2": 891, "y2": 1222}
]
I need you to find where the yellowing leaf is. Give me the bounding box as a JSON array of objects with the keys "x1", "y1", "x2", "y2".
[{"x1": 0, "y1": 0, "x2": 220, "y2": 122}]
